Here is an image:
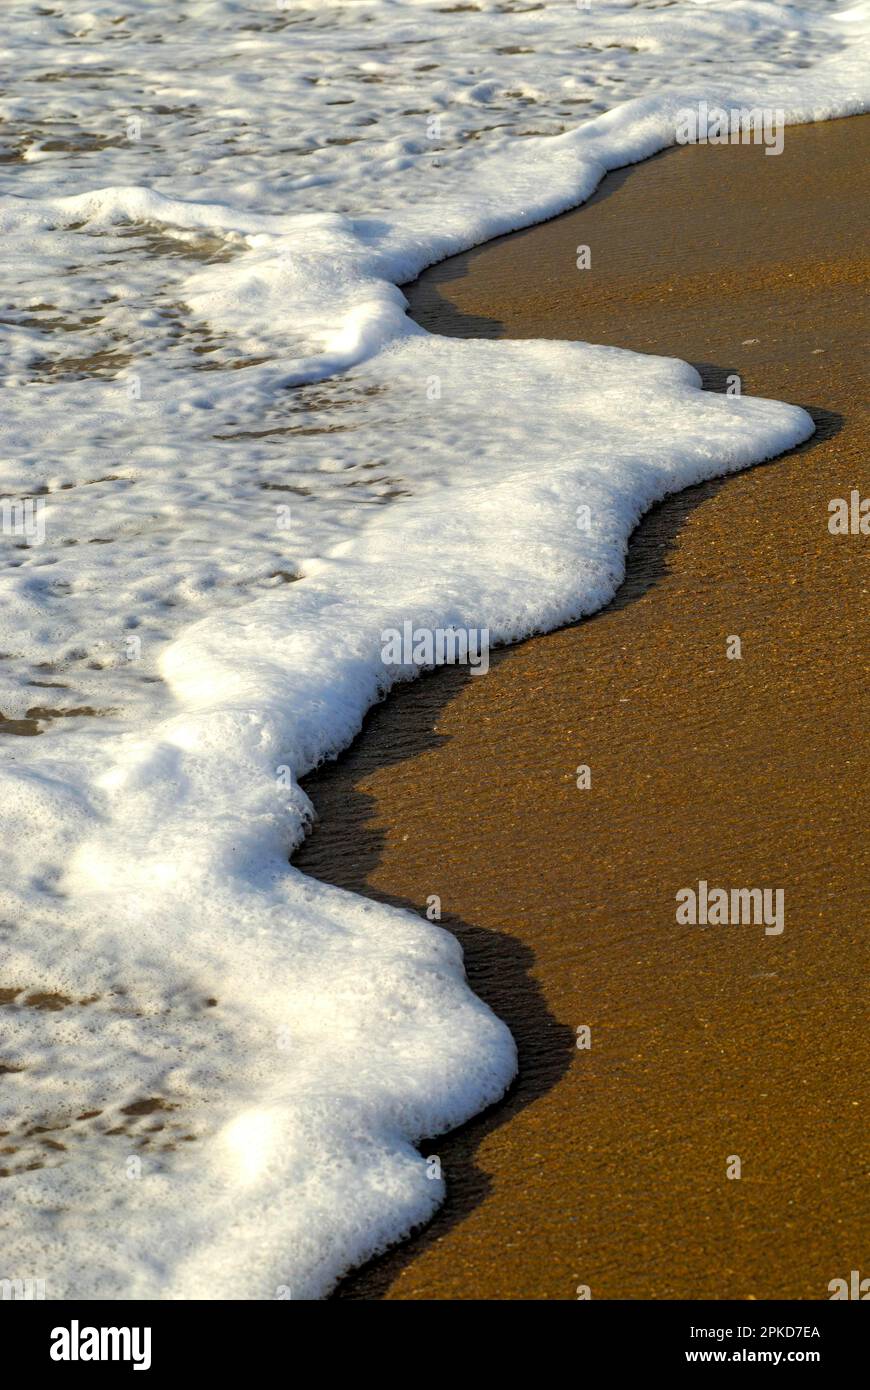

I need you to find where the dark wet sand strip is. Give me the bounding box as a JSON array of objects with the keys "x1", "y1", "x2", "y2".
[{"x1": 295, "y1": 116, "x2": 870, "y2": 1299}]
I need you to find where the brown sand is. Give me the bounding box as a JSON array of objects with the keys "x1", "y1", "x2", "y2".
[{"x1": 294, "y1": 116, "x2": 870, "y2": 1299}]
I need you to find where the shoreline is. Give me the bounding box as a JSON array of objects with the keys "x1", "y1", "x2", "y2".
[{"x1": 294, "y1": 114, "x2": 870, "y2": 1299}]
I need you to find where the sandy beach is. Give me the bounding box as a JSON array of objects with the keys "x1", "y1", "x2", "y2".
[
  {"x1": 293, "y1": 115, "x2": 870, "y2": 1300},
  {"x1": 4, "y1": 0, "x2": 870, "y2": 1338}
]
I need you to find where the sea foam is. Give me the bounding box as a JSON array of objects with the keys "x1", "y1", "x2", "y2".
[{"x1": 0, "y1": 1, "x2": 867, "y2": 1297}]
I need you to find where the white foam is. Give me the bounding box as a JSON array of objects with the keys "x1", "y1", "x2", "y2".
[{"x1": 0, "y1": 1, "x2": 866, "y2": 1298}]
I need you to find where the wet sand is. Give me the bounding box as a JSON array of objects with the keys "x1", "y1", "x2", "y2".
[{"x1": 294, "y1": 116, "x2": 869, "y2": 1299}]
